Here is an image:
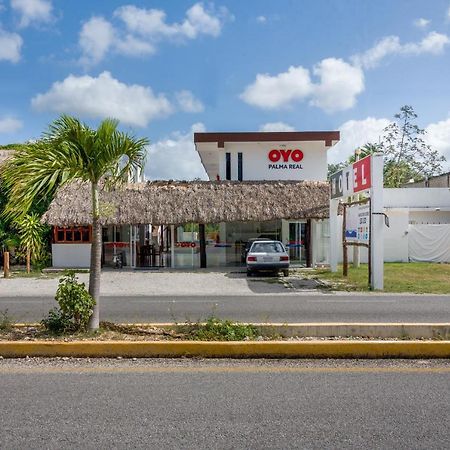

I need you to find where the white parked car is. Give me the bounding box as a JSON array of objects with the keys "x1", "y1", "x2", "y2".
[{"x1": 246, "y1": 240, "x2": 289, "y2": 277}]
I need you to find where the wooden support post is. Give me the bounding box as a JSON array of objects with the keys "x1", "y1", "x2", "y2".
[
  {"x1": 26, "y1": 248, "x2": 31, "y2": 274},
  {"x1": 3, "y1": 251, "x2": 10, "y2": 278},
  {"x1": 199, "y1": 223, "x2": 207, "y2": 269}
]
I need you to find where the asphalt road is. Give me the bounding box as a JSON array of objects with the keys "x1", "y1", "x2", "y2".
[
  {"x1": 1, "y1": 359, "x2": 449, "y2": 449},
  {"x1": 1, "y1": 293, "x2": 450, "y2": 323}
]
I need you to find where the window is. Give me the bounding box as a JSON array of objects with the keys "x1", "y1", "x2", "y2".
[
  {"x1": 251, "y1": 242, "x2": 285, "y2": 253},
  {"x1": 225, "y1": 152, "x2": 231, "y2": 180},
  {"x1": 238, "y1": 152, "x2": 243, "y2": 181},
  {"x1": 54, "y1": 226, "x2": 92, "y2": 243}
]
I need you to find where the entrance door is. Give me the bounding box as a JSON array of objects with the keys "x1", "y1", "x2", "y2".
[{"x1": 288, "y1": 221, "x2": 307, "y2": 265}]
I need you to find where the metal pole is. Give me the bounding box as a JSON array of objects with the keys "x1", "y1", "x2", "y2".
[
  {"x1": 199, "y1": 223, "x2": 207, "y2": 268},
  {"x1": 170, "y1": 225, "x2": 175, "y2": 269},
  {"x1": 342, "y1": 204, "x2": 348, "y2": 277}
]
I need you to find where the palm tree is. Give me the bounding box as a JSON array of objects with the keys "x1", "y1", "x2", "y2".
[
  {"x1": 1, "y1": 115, "x2": 148, "y2": 329},
  {"x1": 16, "y1": 213, "x2": 45, "y2": 273}
]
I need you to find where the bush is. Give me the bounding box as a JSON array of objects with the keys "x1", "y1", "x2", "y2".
[
  {"x1": 187, "y1": 317, "x2": 258, "y2": 341},
  {"x1": 41, "y1": 271, "x2": 95, "y2": 333},
  {"x1": 41, "y1": 308, "x2": 72, "y2": 334},
  {"x1": 0, "y1": 309, "x2": 13, "y2": 331}
]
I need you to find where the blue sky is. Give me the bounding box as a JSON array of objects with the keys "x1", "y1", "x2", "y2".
[{"x1": 1, "y1": 0, "x2": 450, "y2": 179}]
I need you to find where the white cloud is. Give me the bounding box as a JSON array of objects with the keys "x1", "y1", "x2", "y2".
[
  {"x1": 0, "y1": 28, "x2": 23, "y2": 62},
  {"x1": 115, "y1": 3, "x2": 226, "y2": 39},
  {"x1": 353, "y1": 31, "x2": 450, "y2": 69},
  {"x1": 425, "y1": 118, "x2": 450, "y2": 162},
  {"x1": 352, "y1": 36, "x2": 401, "y2": 69},
  {"x1": 31, "y1": 71, "x2": 174, "y2": 127},
  {"x1": 115, "y1": 34, "x2": 156, "y2": 57},
  {"x1": 259, "y1": 122, "x2": 295, "y2": 132},
  {"x1": 328, "y1": 117, "x2": 391, "y2": 164},
  {"x1": 414, "y1": 18, "x2": 430, "y2": 28},
  {"x1": 404, "y1": 31, "x2": 449, "y2": 55},
  {"x1": 311, "y1": 58, "x2": 364, "y2": 113},
  {"x1": 79, "y1": 3, "x2": 231, "y2": 65},
  {"x1": 79, "y1": 17, "x2": 115, "y2": 66},
  {"x1": 146, "y1": 123, "x2": 208, "y2": 180},
  {"x1": 256, "y1": 15, "x2": 267, "y2": 24},
  {"x1": 11, "y1": 0, "x2": 53, "y2": 28},
  {"x1": 0, "y1": 116, "x2": 23, "y2": 133},
  {"x1": 175, "y1": 90, "x2": 204, "y2": 113},
  {"x1": 240, "y1": 59, "x2": 363, "y2": 113},
  {"x1": 240, "y1": 65, "x2": 312, "y2": 109}
]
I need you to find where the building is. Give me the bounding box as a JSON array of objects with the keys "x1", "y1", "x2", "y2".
[
  {"x1": 44, "y1": 131, "x2": 340, "y2": 268},
  {"x1": 401, "y1": 171, "x2": 450, "y2": 188},
  {"x1": 43, "y1": 130, "x2": 450, "y2": 268}
]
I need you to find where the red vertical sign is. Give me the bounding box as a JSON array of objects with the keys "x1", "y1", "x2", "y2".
[{"x1": 353, "y1": 156, "x2": 371, "y2": 193}]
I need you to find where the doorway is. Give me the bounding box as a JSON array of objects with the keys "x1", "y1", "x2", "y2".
[{"x1": 287, "y1": 221, "x2": 307, "y2": 266}]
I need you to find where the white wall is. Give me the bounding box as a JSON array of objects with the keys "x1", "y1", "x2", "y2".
[
  {"x1": 219, "y1": 141, "x2": 328, "y2": 181},
  {"x1": 384, "y1": 188, "x2": 450, "y2": 208},
  {"x1": 52, "y1": 244, "x2": 91, "y2": 268},
  {"x1": 336, "y1": 208, "x2": 409, "y2": 263}
]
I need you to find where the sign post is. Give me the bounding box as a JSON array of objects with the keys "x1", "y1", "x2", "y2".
[{"x1": 329, "y1": 154, "x2": 385, "y2": 290}]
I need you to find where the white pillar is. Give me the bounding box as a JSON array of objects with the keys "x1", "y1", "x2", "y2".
[
  {"x1": 170, "y1": 224, "x2": 175, "y2": 269},
  {"x1": 329, "y1": 199, "x2": 339, "y2": 272},
  {"x1": 370, "y1": 154, "x2": 384, "y2": 290}
]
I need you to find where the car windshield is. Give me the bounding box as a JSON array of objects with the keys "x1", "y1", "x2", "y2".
[{"x1": 250, "y1": 242, "x2": 284, "y2": 253}]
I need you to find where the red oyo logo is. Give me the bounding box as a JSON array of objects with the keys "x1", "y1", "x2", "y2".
[{"x1": 268, "y1": 149, "x2": 304, "y2": 163}]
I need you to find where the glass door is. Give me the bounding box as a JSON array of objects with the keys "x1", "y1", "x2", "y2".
[{"x1": 288, "y1": 221, "x2": 307, "y2": 265}]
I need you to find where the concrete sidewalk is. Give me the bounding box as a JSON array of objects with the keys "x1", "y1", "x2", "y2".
[{"x1": 0, "y1": 269, "x2": 326, "y2": 297}]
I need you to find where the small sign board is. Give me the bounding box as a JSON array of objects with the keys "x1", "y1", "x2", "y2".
[{"x1": 346, "y1": 203, "x2": 370, "y2": 243}]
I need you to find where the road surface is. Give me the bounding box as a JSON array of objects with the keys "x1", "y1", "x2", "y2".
[
  {"x1": 1, "y1": 293, "x2": 450, "y2": 323},
  {"x1": 1, "y1": 359, "x2": 449, "y2": 449}
]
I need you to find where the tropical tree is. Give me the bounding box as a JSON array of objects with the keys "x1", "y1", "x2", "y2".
[
  {"x1": 16, "y1": 213, "x2": 45, "y2": 273},
  {"x1": 1, "y1": 115, "x2": 148, "y2": 329},
  {"x1": 331, "y1": 106, "x2": 445, "y2": 187}
]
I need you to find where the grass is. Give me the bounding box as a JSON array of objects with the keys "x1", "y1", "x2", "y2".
[{"x1": 303, "y1": 263, "x2": 450, "y2": 294}]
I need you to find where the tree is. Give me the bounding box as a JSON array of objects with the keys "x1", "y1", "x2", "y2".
[
  {"x1": 1, "y1": 115, "x2": 148, "y2": 329},
  {"x1": 380, "y1": 105, "x2": 445, "y2": 187},
  {"x1": 330, "y1": 106, "x2": 446, "y2": 187},
  {"x1": 16, "y1": 213, "x2": 45, "y2": 273}
]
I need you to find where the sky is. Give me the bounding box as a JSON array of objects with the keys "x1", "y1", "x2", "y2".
[{"x1": 1, "y1": 0, "x2": 450, "y2": 180}]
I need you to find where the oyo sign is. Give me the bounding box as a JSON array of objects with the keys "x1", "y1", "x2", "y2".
[
  {"x1": 330, "y1": 155, "x2": 372, "y2": 199},
  {"x1": 268, "y1": 148, "x2": 304, "y2": 170},
  {"x1": 268, "y1": 149, "x2": 304, "y2": 163}
]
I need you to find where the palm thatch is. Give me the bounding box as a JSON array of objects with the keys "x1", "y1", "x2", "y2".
[{"x1": 42, "y1": 180, "x2": 330, "y2": 226}]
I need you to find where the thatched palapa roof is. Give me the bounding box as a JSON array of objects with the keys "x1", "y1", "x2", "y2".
[{"x1": 42, "y1": 180, "x2": 330, "y2": 226}]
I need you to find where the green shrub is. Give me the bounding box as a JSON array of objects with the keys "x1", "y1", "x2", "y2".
[
  {"x1": 41, "y1": 308, "x2": 72, "y2": 334},
  {"x1": 0, "y1": 309, "x2": 13, "y2": 331},
  {"x1": 41, "y1": 271, "x2": 95, "y2": 333},
  {"x1": 188, "y1": 317, "x2": 258, "y2": 341}
]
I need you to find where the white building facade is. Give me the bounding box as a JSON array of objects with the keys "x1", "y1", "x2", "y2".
[{"x1": 194, "y1": 131, "x2": 339, "y2": 268}]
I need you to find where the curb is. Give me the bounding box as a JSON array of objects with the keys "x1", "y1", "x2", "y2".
[
  {"x1": 13, "y1": 323, "x2": 450, "y2": 339},
  {"x1": 1, "y1": 341, "x2": 450, "y2": 359}
]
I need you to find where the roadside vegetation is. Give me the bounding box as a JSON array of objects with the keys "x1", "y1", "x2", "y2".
[
  {"x1": 41, "y1": 271, "x2": 95, "y2": 334},
  {"x1": 1, "y1": 116, "x2": 148, "y2": 330},
  {"x1": 303, "y1": 263, "x2": 450, "y2": 294}
]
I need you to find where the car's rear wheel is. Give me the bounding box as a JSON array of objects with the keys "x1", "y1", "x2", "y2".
[
  {"x1": 283, "y1": 269, "x2": 289, "y2": 277},
  {"x1": 246, "y1": 269, "x2": 253, "y2": 277}
]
